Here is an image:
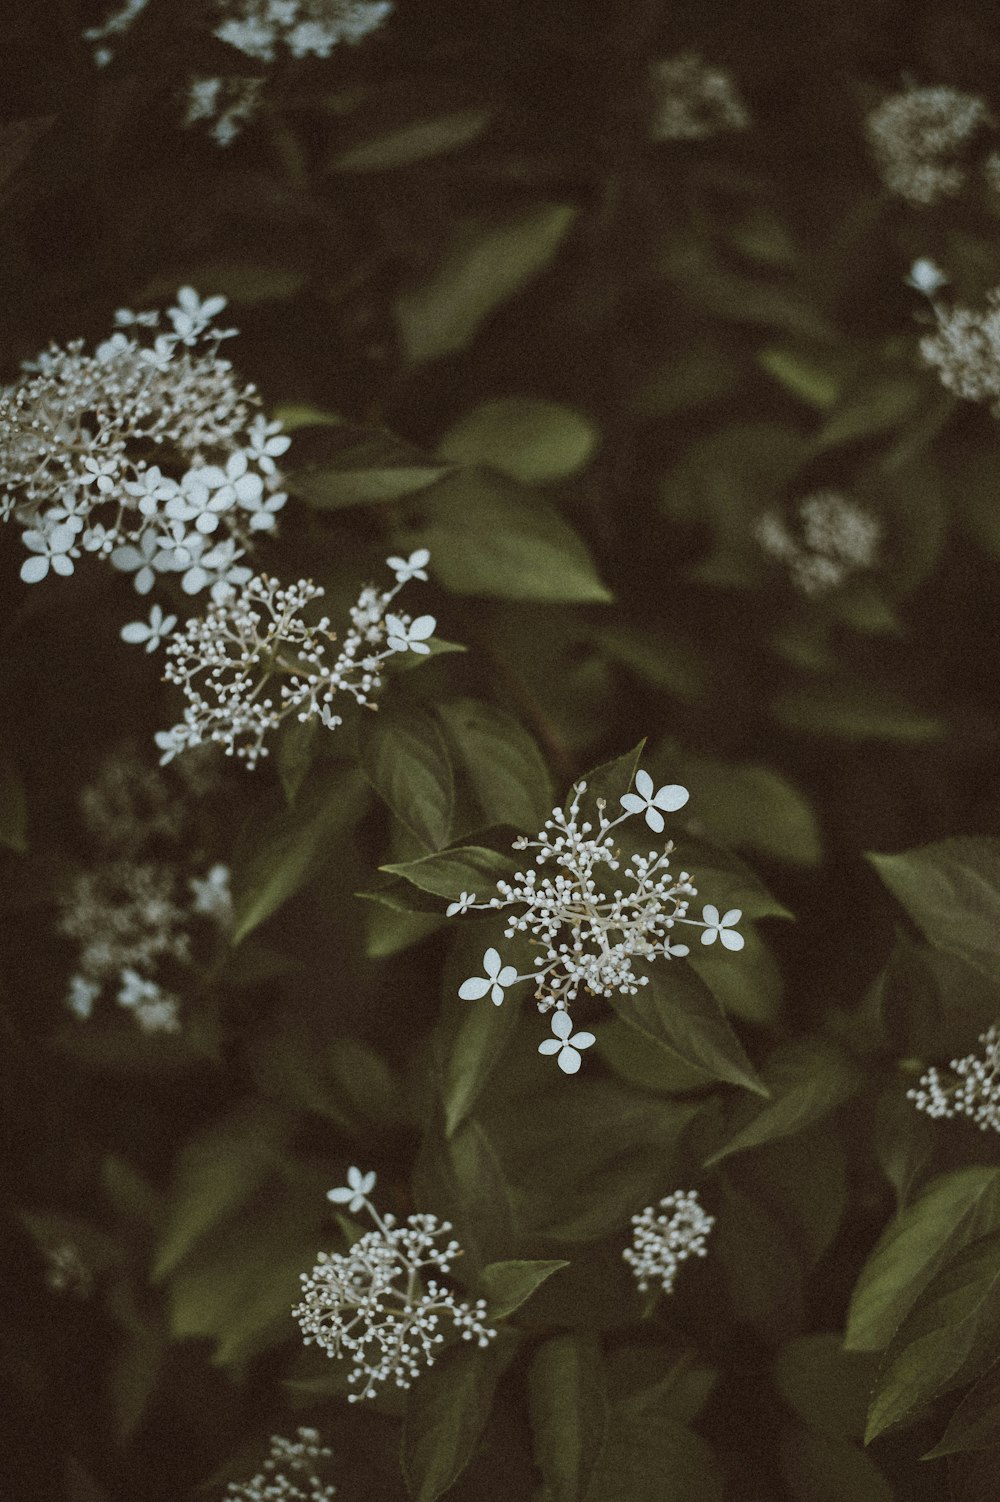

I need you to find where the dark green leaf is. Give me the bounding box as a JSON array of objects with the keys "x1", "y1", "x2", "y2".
[
  {"x1": 436, "y1": 698, "x2": 553, "y2": 831},
  {"x1": 287, "y1": 422, "x2": 448, "y2": 509},
  {"x1": 528, "y1": 1332, "x2": 608, "y2": 1502},
  {"x1": 360, "y1": 704, "x2": 455, "y2": 851},
  {"x1": 585, "y1": 1412, "x2": 724, "y2": 1502},
  {"x1": 438, "y1": 398, "x2": 599, "y2": 485},
  {"x1": 779, "y1": 1427, "x2": 894, "y2": 1502},
  {"x1": 704, "y1": 1039, "x2": 861, "y2": 1166},
  {"x1": 774, "y1": 1333, "x2": 879, "y2": 1440},
  {"x1": 381, "y1": 844, "x2": 519, "y2": 901},
  {"x1": 402, "y1": 1339, "x2": 510, "y2": 1502},
  {"x1": 868, "y1": 839, "x2": 1000, "y2": 982},
  {"x1": 925, "y1": 1358, "x2": 1000, "y2": 1458},
  {"x1": 331, "y1": 108, "x2": 492, "y2": 173},
  {"x1": 476, "y1": 1259, "x2": 568, "y2": 1320}
]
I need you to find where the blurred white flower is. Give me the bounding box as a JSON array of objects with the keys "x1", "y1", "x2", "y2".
[
  {"x1": 624, "y1": 1189, "x2": 715, "y2": 1296},
  {"x1": 387, "y1": 548, "x2": 430, "y2": 585},
  {"x1": 908, "y1": 1024, "x2": 1000, "y2": 1134},
  {"x1": 445, "y1": 890, "x2": 476, "y2": 917},
  {"x1": 327, "y1": 1166, "x2": 377, "y2": 1214},
  {"x1": 121, "y1": 603, "x2": 177, "y2": 652}
]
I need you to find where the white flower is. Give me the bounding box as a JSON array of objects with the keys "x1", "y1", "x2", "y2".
[
  {"x1": 293, "y1": 1182, "x2": 495, "y2": 1403},
  {"x1": 81, "y1": 455, "x2": 120, "y2": 494},
  {"x1": 624, "y1": 1189, "x2": 715, "y2": 1296},
  {"x1": 385, "y1": 612, "x2": 436, "y2": 654},
  {"x1": 246, "y1": 413, "x2": 291, "y2": 472},
  {"x1": 458, "y1": 947, "x2": 520, "y2": 1006},
  {"x1": 537, "y1": 1010, "x2": 596, "y2": 1074},
  {"x1": 225, "y1": 1428, "x2": 337, "y2": 1502},
  {"x1": 166, "y1": 286, "x2": 230, "y2": 345},
  {"x1": 387, "y1": 548, "x2": 430, "y2": 585},
  {"x1": 906, "y1": 258, "x2": 948, "y2": 296},
  {"x1": 121, "y1": 603, "x2": 177, "y2": 652},
  {"x1": 619, "y1": 768, "x2": 689, "y2": 832},
  {"x1": 699, "y1": 904, "x2": 744, "y2": 950},
  {"x1": 445, "y1": 891, "x2": 476, "y2": 917},
  {"x1": 908, "y1": 1024, "x2": 1000, "y2": 1134},
  {"x1": 327, "y1": 1166, "x2": 377, "y2": 1214},
  {"x1": 20, "y1": 523, "x2": 78, "y2": 583},
  {"x1": 123, "y1": 465, "x2": 179, "y2": 517},
  {"x1": 181, "y1": 536, "x2": 252, "y2": 599},
  {"x1": 188, "y1": 863, "x2": 233, "y2": 925},
  {"x1": 240, "y1": 486, "x2": 287, "y2": 532},
  {"x1": 66, "y1": 974, "x2": 100, "y2": 1020},
  {"x1": 110, "y1": 529, "x2": 164, "y2": 594}
]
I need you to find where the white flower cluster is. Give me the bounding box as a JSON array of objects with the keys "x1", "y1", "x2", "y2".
[
  {"x1": 907, "y1": 1025, "x2": 1000, "y2": 1134},
  {"x1": 182, "y1": 76, "x2": 266, "y2": 149},
  {"x1": 155, "y1": 552, "x2": 435, "y2": 768},
  {"x1": 649, "y1": 51, "x2": 750, "y2": 142},
  {"x1": 215, "y1": 0, "x2": 393, "y2": 62},
  {"x1": 58, "y1": 751, "x2": 232, "y2": 1033},
  {"x1": 623, "y1": 1189, "x2": 715, "y2": 1296},
  {"x1": 292, "y1": 1168, "x2": 497, "y2": 1403},
  {"x1": 919, "y1": 287, "x2": 1000, "y2": 413},
  {"x1": 42, "y1": 1242, "x2": 94, "y2": 1300},
  {"x1": 0, "y1": 287, "x2": 289, "y2": 594},
  {"x1": 226, "y1": 1428, "x2": 337, "y2": 1502},
  {"x1": 754, "y1": 491, "x2": 882, "y2": 597},
  {"x1": 866, "y1": 85, "x2": 994, "y2": 205},
  {"x1": 451, "y1": 768, "x2": 744, "y2": 1073}
]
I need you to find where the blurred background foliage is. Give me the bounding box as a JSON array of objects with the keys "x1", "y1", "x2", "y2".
[{"x1": 6, "y1": 1, "x2": 1000, "y2": 1499}]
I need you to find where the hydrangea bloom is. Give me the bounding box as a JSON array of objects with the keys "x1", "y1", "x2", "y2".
[
  {"x1": 866, "y1": 85, "x2": 992, "y2": 205},
  {"x1": 156, "y1": 556, "x2": 436, "y2": 768},
  {"x1": 214, "y1": 0, "x2": 393, "y2": 63},
  {"x1": 451, "y1": 768, "x2": 745, "y2": 1071},
  {"x1": 908, "y1": 1025, "x2": 1000, "y2": 1134},
  {"x1": 754, "y1": 491, "x2": 882, "y2": 597},
  {"x1": 649, "y1": 51, "x2": 749, "y2": 141},
  {"x1": 226, "y1": 1428, "x2": 337, "y2": 1502},
  {"x1": 293, "y1": 1169, "x2": 496, "y2": 1402},
  {"x1": 919, "y1": 287, "x2": 1000, "y2": 413},
  {"x1": 0, "y1": 288, "x2": 287, "y2": 599},
  {"x1": 623, "y1": 1189, "x2": 715, "y2": 1296}
]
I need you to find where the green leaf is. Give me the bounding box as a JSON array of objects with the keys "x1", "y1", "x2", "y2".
[
  {"x1": 688, "y1": 926, "x2": 783, "y2": 1027},
  {"x1": 924, "y1": 1357, "x2": 1000, "y2": 1458},
  {"x1": 866, "y1": 1229, "x2": 1000, "y2": 1441},
  {"x1": 396, "y1": 202, "x2": 578, "y2": 364},
  {"x1": 436, "y1": 699, "x2": 553, "y2": 832},
  {"x1": 657, "y1": 751, "x2": 822, "y2": 867},
  {"x1": 275, "y1": 715, "x2": 318, "y2": 805},
  {"x1": 360, "y1": 704, "x2": 455, "y2": 851},
  {"x1": 152, "y1": 1102, "x2": 293, "y2": 1281},
  {"x1": 476, "y1": 1259, "x2": 568, "y2": 1320},
  {"x1": 758, "y1": 345, "x2": 845, "y2": 408},
  {"x1": 814, "y1": 369, "x2": 927, "y2": 451},
  {"x1": 585, "y1": 1412, "x2": 724, "y2": 1502},
  {"x1": 715, "y1": 1179, "x2": 804, "y2": 1342},
  {"x1": 229, "y1": 765, "x2": 369, "y2": 945},
  {"x1": 0, "y1": 757, "x2": 27, "y2": 852},
  {"x1": 868, "y1": 839, "x2": 1000, "y2": 983},
  {"x1": 402, "y1": 1339, "x2": 509, "y2": 1502},
  {"x1": 435, "y1": 941, "x2": 523, "y2": 1138},
  {"x1": 366, "y1": 905, "x2": 445, "y2": 959},
  {"x1": 286, "y1": 422, "x2": 448, "y2": 509},
  {"x1": 397, "y1": 468, "x2": 611, "y2": 603},
  {"x1": 438, "y1": 398, "x2": 599, "y2": 485},
  {"x1": 779, "y1": 1427, "x2": 894, "y2": 1502},
  {"x1": 773, "y1": 682, "x2": 947, "y2": 742},
  {"x1": 704, "y1": 1039, "x2": 861, "y2": 1166},
  {"x1": 528, "y1": 1332, "x2": 608, "y2": 1502},
  {"x1": 845, "y1": 1167, "x2": 1000, "y2": 1352},
  {"x1": 597, "y1": 1019, "x2": 716, "y2": 1094},
  {"x1": 774, "y1": 1333, "x2": 879, "y2": 1441},
  {"x1": 607, "y1": 965, "x2": 768, "y2": 1097},
  {"x1": 331, "y1": 107, "x2": 492, "y2": 173},
  {"x1": 573, "y1": 740, "x2": 646, "y2": 815},
  {"x1": 382, "y1": 844, "x2": 519, "y2": 901}
]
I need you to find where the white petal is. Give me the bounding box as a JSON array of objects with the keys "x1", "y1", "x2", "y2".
[
  {"x1": 538, "y1": 1039, "x2": 562, "y2": 1055},
  {"x1": 619, "y1": 792, "x2": 645, "y2": 817},
  {"x1": 20, "y1": 555, "x2": 48, "y2": 583},
  {"x1": 720, "y1": 908, "x2": 743, "y2": 926},
  {"x1": 700, "y1": 928, "x2": 718, "y2": 946},
  {"x1": 569, "y1": 1030, "x2": 596, "y2": 1050},
  {"x1": 489, "y1": 986, "x2": 506, "y2": 1006},
  {"x1": 720, "y1": 928, "x2": 745, "y2": 952},
  {"x1": 550, "y1": 1010, "x2": 573, "y2": 1040},
  {"x1": 702, "y1": 905, "x2": 720, "y2": 926},
  {"x1": 634, "y1": 769, "x2": 654, "y2": 799},
  {"x1": 121, "y1": 622, "x2": 152, "y2": 643},
  {"x1": 558, "y1": 1046, "x2": 582, "y2": 1074},
  {"x1": 644, "y1": 806, "x2": 665, "y2": 833},
  {"x1": 652, "y1": 783, "x2": 689, "y2": 812},
  {"x1": 496, "y1": 965, "x2": 518, "y2": 988},
  {"x1": 482, "y1": 947, "x2": 502, "y2": 979},
  {"x1": 459, "y1": 976, "x2": 491, "y2": 1000},
  {"x1": 408, "y1": 614, "x2": 436, "y2": 639},
  {"x1": 327, "y1": 1186, "x2": 354, "y2": 1203}
]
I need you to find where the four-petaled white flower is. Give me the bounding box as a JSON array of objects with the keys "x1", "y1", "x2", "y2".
[
  {"x1": 167, "y1": 286, "x2": 230, "y2": 344},
  {"x1": 619, "y1": 769, "x2": 689, "y2": 832},
  {"x1": 459, "y1": 947, "x2": 520, "y2": 1006},
  {"x1": 699, "y1": 904, "x2": 744, "y2": 950},
  {"x1": 327, "y1": 1166, "x2": 378, "y2": 1214},
  {"x1": 445, "y1": 891, "x2": 477, "y2": 917},
  {"x1": 121, "y1": 603, "x2": 177, "y2": 652},
  {"x1": 387, "y1": 549, "x2": 430, "y2": 585},
  {"x1": 538, "y1": 1010, "x2": 596, "y2": 1074},
  {"x1": 20, "y1": 524, "x2": 78, "y2": 583},
  {"x1": 386, "y1": 613, "x2": 436, "y2": 654}
]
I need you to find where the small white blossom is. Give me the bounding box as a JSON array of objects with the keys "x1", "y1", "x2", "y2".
[
  {"x1": 920, "y1": 287, "x2": 1000, "y2": 413},
  {"x1": 214, "y1": 0, "x2": 393, "y2": 65},
  {"x1": 458, "y1": 947, "x2": 522, "y2": 1006},
  {"x1": 537, "y1": 1010, "x2": 596, "y2": 1074},
  {"x1": 755, "y1": 491, "x2": 882, "y2": 596},
  {"x1": 20, "y1": 522, "x2": 78, "y2": 584},
  {"x1": 866, "y1": 85, "x2": 992, "y2": 205},
  {"x1": 181, "y1": 74, "x2": 265, "y2": 146},
  {"x1": 387, "y1": 548, "x2": 431, "y2": 585},
  {"x1": 121, "y1": 603, "x2": 177, "y2": 652},
  {"x1": 226, "y1": 1428, "x2": 337, "y2": 1502},
  {"x1": 386, "y1": 612, "x2": 436, "y2": 655},
  {"x1": 445, "y1": 891, "x2": 476, "y2": 917},
  {"x1": 650, "y1": 51, "x2": 749, "y2": 141},
  {"x1": 42, "y1": 1242, "x2": 94, "y2": 1299},
  {"x1": 327, "y1": 1165, "x2": 377, "y2": 1214},
  {"x1": 82, "y1": 0, "x2": 151, "y2": 63},
  {"x1": 623, "y1": 1189, "x2": 715, "y2": 1296},
  {"x1": 293, "y1": 1181, "x2": 496, "y2": 1402},
  {"x1": 906, "y1": 258, "x2": 949, "y2": 296},
  {"x1": 619, "y1": 768, "x2": 689, "y2": 832},
  {"x1": 699, "y1": 904, "x2": 745, "y2": 950},
  {"x1": 188, "y1": 863, "x2": 233, "y2": 926},
  {"x1": 447, "y1": 768, "x2": 744, "y2": 1070},
  {"x1": 908, "y1": 1025, "x2": 1000, "y2": 1133}
]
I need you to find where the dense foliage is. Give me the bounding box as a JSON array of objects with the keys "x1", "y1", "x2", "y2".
[{"x1": 7, "y1": 3, "x2": 1000, "y2": 1499}]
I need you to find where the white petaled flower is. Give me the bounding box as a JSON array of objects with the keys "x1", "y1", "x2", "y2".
[
  {"x1": 188, "y1": 863, "x2": 233, "y2": 926},
  {"x1": 754, "y1": 490, "x2": 882, "y2": 597},
  {"x1": 166, "y1": 287, "x2": 231, "y2": 345},
  {"x1": 866, "y1": 85, "x2": 992, "y2": 206},
  {"x1": 537, "y1": 1010, "x2": 596, "y2": 1074},
  {"x1": 214, "y1": 0, "x2": 393, "y2": 66},
  {"x1": 447, "y1": 767, "x2": 744, "y2": 1071},
  {"x1": 619, "y1": 768, "x2": 689, "y2": 832},
  {"x1": 445, "y1": 891, "x2": 476, "y2": 917},
  {"x1": 121, "y1": 603, "x2": 177, "y2": 652},
  {"x1": 920, "y1": 287, "x2": 1000, "y2": 414},
  {"x1": 385, "y1": 612, "x2": 436, "y2": 655},
  {"x1": 293, "y1": 1181, "x2": 496, "y2": 1403},
  {"x1": 225, "y1": 1427, "x2": 337, "y2": 1502},
  {"x1": 623, "y1": 1189, "x2": 715, "y2": 1296},
  {"x1": 908, "y1": 1025, "x2": 1000, "y2": 1134},
  {"x1": 459, "y1": 947, "x2": 522, "y2": 1007},
  {"x1": 20, "y1": 523, "x2": 78, "y2": 584},
  {"x1": 699, "y1": 904, "x2": 745, "y2": 950},
  {"x1": 67, "y1": 974, "x2": 100, "y2": 1020},
  {"x1": 327, "y1": 1165, "x2": 377, "y2": 1214},
  {"x1": 906, "y1": 258, "x2": 949, "y2": 296},
  {"x1": 159, "y1": 559, "x2": 436, "y2": 769},
  {"x1": 650, "y1": 51, "x2": 749, "y2": 140},
  {"x1": 387, "y1": 548, "x2": 431, "y2": 585},
  {"x1": 181, "y1": 74, "x2": 265, "y2": 146}
]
